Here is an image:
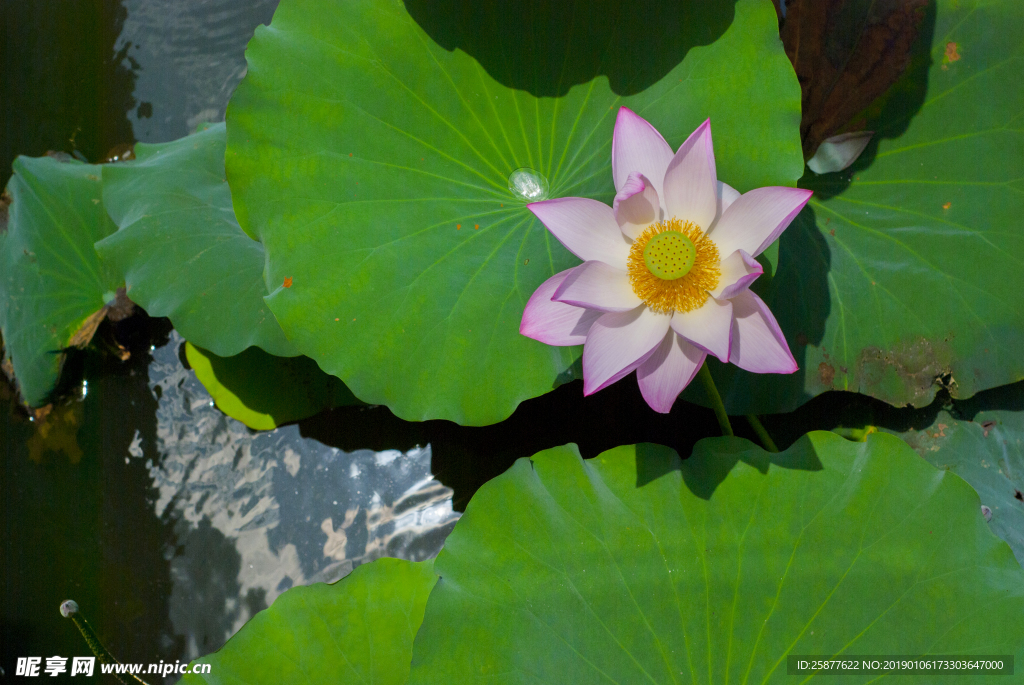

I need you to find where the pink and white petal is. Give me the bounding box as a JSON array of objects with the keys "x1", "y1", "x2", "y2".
[
  {"x1": 552, "y1": 260, "x2": 642, "y2": 312},
  {"x1": 710, "y1": 249, "x2": 762, "y2": 300},
  {"x1": 807, "y1": 131, "x2": 874, "y2": 175},
  {"x1": 613, "y1": 172, "x2": 661, "y2": 240},
  {"x1": 662, "y1": 119, "x2": 718, "y2": 231},
  {"x1": 707, "y1": 186, "x2": 814, "y2": 258},
  {"x1": 582, "y1": 306, "x2": 671, "y2": 395},
  {"x1": 613, "y1": 171, "x2": 646, "y2": 207},
  {"x1": 669, "y1": 295, "x2": 733, "y2": 363},
  {"x1": 611, "y1": 107, "x2": 674, "y2": 195},
  {"x1": 520, "y1": 270, "x2": 602, "y2": 346},
  {"x1": 528, "y1": 197, "x2": 630, "y2": 269},
  {"x1": 728, "y1": 289, "x2": 798, "y2": 374},
  {"x1": 716, "y1": 180, "x2": 740, "y2": 221},
  {"x1": 637, "y1": 332, "x2": 706, "y2": 414}
]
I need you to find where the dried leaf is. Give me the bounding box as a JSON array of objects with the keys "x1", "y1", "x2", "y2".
[
  {"x1": 66, "y1": 310, "x2": 107, "y2": 349},
  {"x1": 0, "y1": 190, "x2": 10, "y2": 234},
  {"x1": 781, "y1": 0, "x2": 928, "y2": 160},
  {"x1": 102, "y1": 143, "x2": 136, "y2": 163},
  {"x1": 104, "y1": 286, "x2": 135, "y2": 322}
]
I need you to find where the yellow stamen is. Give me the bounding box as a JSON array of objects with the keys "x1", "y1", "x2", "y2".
[{"x1": 627, "y1": 217, "x2": 720, "y2": 313}]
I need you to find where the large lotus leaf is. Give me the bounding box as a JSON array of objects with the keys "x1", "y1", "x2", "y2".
[
  {"x1": 185, "y1": 341, "x2": 361, "y2": 430},
  {"x1": 97, "y1": 123, "x2": 297, "y2": 358},
  {"x1": 408, "y1": 433, "x2": 1024, "y2": 683},
  {"x1": 225, "y1": 0, "x2": 804, "y2": 425},
  {"x1": 0, "y1": 156, "x2": 121, "y2": 407},
  {"x1": 891, "y1": 398, "x2": 1024, "y2": 568},
  {"x1": 182, "y1": 558, "x2": 436, "y2": 685},
  {"x1": 704, "y1": 0, "x2": 1024, "y2": 415}
]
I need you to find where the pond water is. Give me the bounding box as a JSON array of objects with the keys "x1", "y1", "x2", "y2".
[{"x1": 3, "y1": 322, "x2": 459, "y2": 680}]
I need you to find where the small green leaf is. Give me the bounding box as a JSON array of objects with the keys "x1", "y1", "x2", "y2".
[
  {"x1": 183, "y1": 558, "x2": 436, "y2": 685},
  {"x1": 226, "y1": 0, "x2": 803, "y2": 425},
  {"x1": 185, "y1": 342, "x2": 361, "y2": 430},
  {"x1": 96, "y1": 123, "x2": 297, "y2": 358},
  {"x1": 409, "y1": 433, "x2": 1024, "y2": 682},
  {"x1": 890, "y1": 396, "x2": 1024, "y2": 568},
  {"x1": 0, "y1": 156, "x2": 120, "y2": 407}
]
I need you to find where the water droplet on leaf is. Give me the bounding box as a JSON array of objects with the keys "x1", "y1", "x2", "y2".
[{"x1": 508, "y1": 168, "x2": 549, "y2": 201}]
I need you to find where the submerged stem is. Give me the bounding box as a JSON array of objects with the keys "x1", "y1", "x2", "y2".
[
  {"x1": 746, "y1": 414, "x2": 779, "y2": 452},
  {"x1": 697, "y1": 362, "x2": 733, "y2": 437},
  {"x1": 60, "y1": 600, "x2": 151, "y2": 685}
]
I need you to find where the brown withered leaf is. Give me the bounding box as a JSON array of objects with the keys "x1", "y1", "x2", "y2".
[
  {"x1": 0, "y1": 190, "x2": 10, "y2": 234},
  {"x1": 781, "y1": 0, "x2": 928, "y2": 160},
  {"x1": 31, "y1": 403, "x2": 53, "y2": 423},
  {"x1": 104, "y1": 286, "x2": 135, "y2": 322},
  {"x1": 1, "y1": 354, "x2": 14, "y2": 386},
  {"x1": 27, "y1": 401, "x2": 83, "y2": 464},
  {"x1": 103, "y1": 143, "x2": 136, "y2": 163},
  {"x1": 65, "y1": 287, "x2": 136, "y2": 348},
  {"x1": 66, "y1": 310, "x2": 108, "y2": 349}
]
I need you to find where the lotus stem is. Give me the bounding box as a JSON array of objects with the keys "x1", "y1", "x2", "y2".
[
  {"x1": 746, "y1": 414, "x2": 778, "y2": 452},
  {"x1": 697, "y1": 362, "x2": 733, "y2": 437},
  {"x1": 833, "y1": 425, "x2": 878, "y2": 442},
  {"x1": 60, "y1": 600, "x2": 151, "y2": 685}
]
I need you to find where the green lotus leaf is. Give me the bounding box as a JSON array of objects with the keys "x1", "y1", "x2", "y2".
[
  {"x1": 705, "y1": 0, "x2": 1024, "y2": 414},
  {"x1": 225, "y1": 0, "x2": 803, "y2": 425},
  {"x1": 0, "y1": 155, "x2": 121, "y2": 407},
  {"x1": 408, "y1": 433, "x2": 1024, "y2": 683},
  {"x1": 890, "y1": 392, "x2": 1024, "y2": 568},
  {"x1": 185, "y1": 341, "x2": 361, "y2": 430},
  {"x1": 183, "y1": 558, "x2": 436, "y2": 685},
  {"x1": 97, "y1": 123, "x2": 297, "y2": 358}
]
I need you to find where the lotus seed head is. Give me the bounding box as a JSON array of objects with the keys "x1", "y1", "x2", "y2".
[
  {"x1": 643, "y1": 231, "x2": 696, "y2": 280},
  {"x1": 627, "y1": 217, "x2": 720, "y2": 313}
]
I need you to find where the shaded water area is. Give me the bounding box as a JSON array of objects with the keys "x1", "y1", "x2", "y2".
[{"x1": 2, "y1": 322, "x2": 459, "y2": 679}]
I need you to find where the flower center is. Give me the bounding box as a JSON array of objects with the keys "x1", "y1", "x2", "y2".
[
  {"x1": 627, "y1": 217, "x2": 720, "y2": 314},
  {"x1": 643, "y1": 232, "x2": 695, "y2": 280}
]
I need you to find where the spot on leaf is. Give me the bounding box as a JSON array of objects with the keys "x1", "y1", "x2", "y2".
[
  {"x1": 283, "y1": 277, "x2": 293, "y2": 288},
  {"x1": 819, "y1": 362, "x2": 835, "y2": 387},
  {"x1": 944, "y1": 41, "x2": 961, "y2": 63}
]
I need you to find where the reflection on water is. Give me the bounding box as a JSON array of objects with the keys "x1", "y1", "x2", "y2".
[
  {"x1": 118, "y1": 0, "x2": 279, "y2": 142},
  {"x1": 145, "y1": 334, "x2": 458, "y2": 658}
]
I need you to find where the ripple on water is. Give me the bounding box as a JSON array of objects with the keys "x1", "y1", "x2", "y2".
[{"x1": 144, "y1": 332, "x2": 459, "y2": 658}]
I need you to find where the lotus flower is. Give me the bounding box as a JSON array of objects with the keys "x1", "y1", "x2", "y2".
[{"x1": 520, "y1": 108, "x2": 813, "y2": 413}]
